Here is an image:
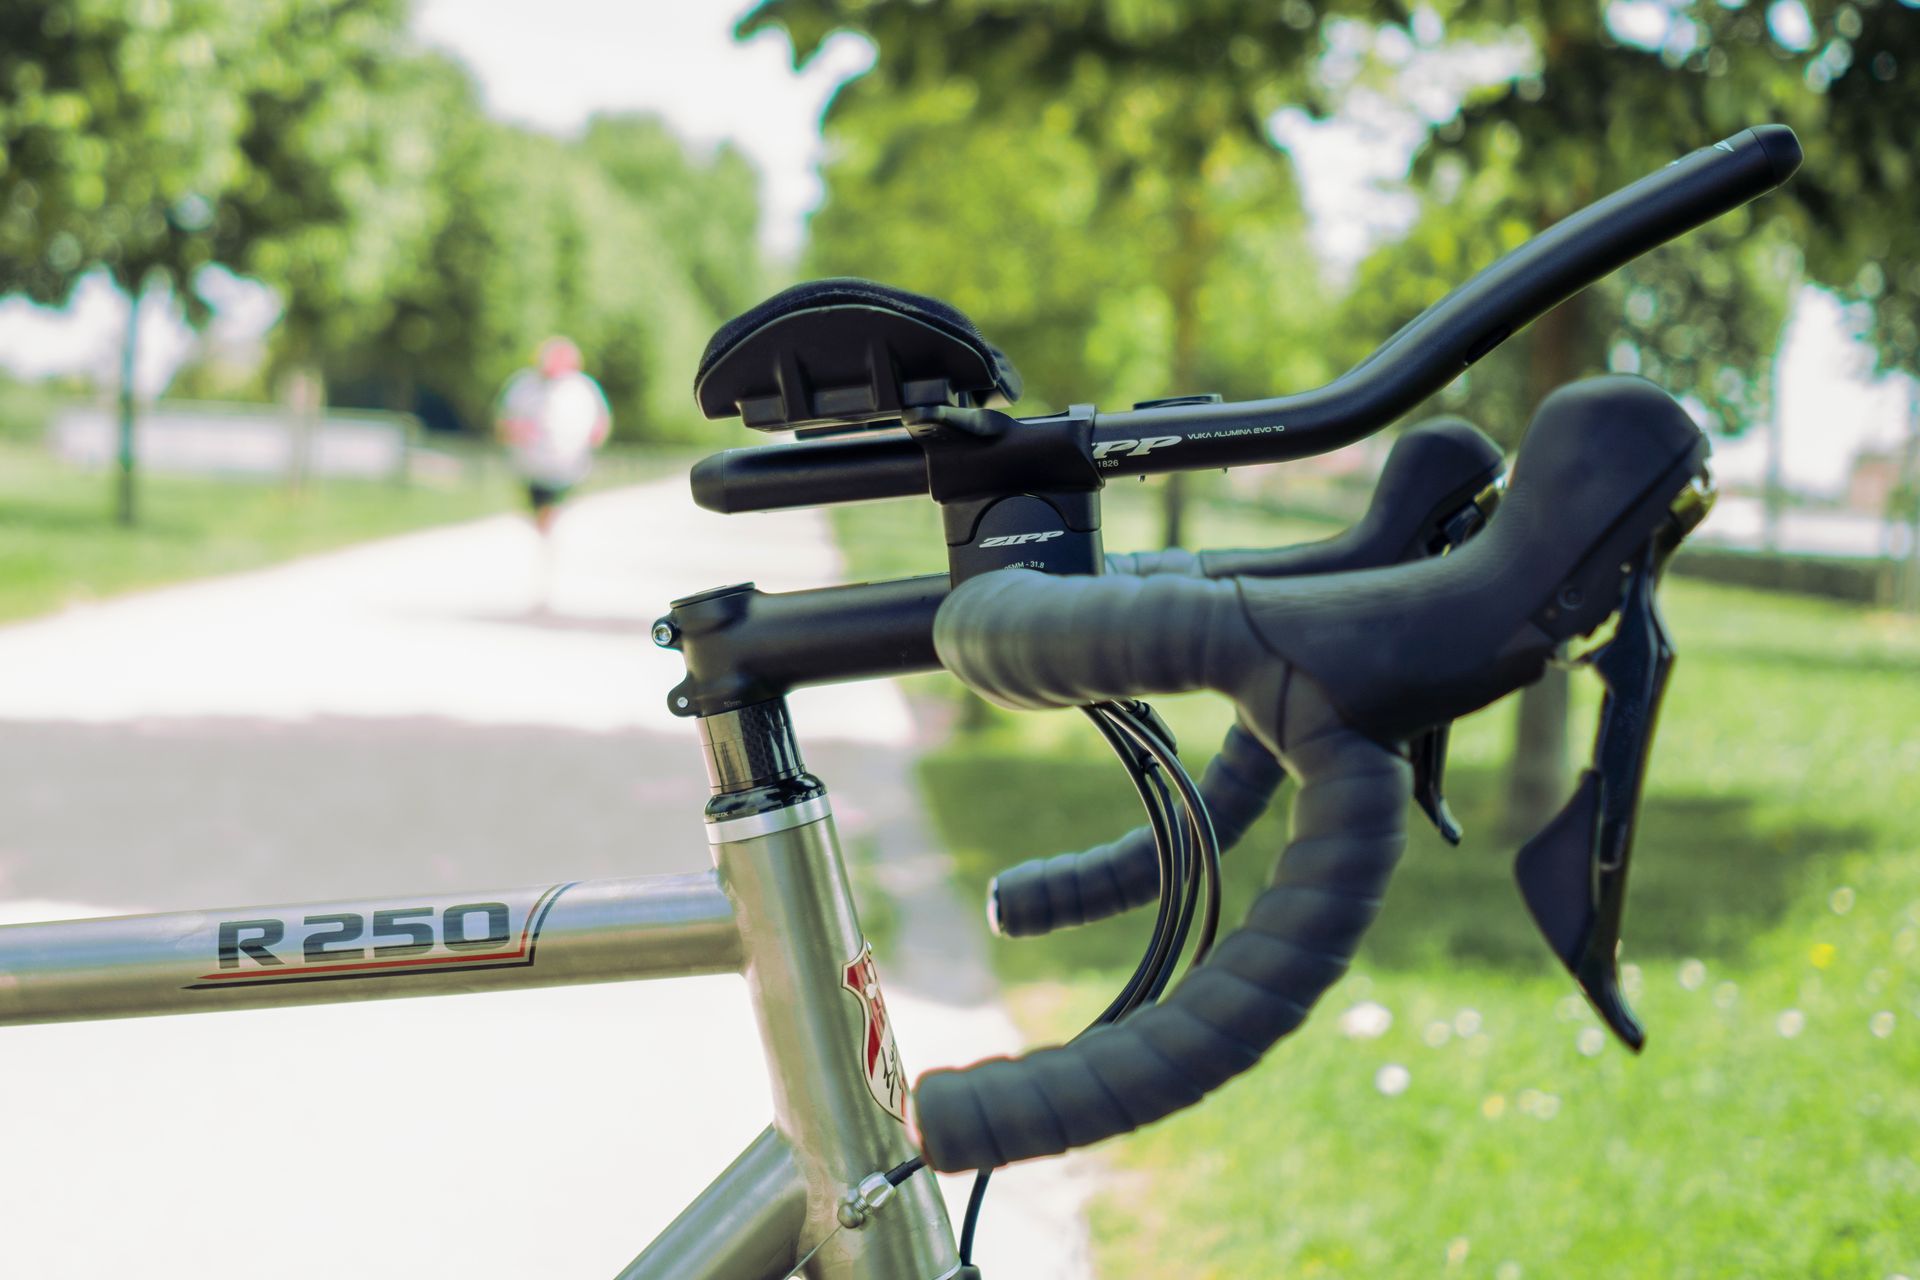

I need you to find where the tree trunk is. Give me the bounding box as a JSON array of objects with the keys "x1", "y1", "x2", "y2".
[
  {"x1": 1161, "y1": 473, "x2": 1188, "y2": 549},
  {"x1": 286, "y1": 364, "x2": 324, "y2": 492},
  {"x1": 115, "y1": 289, "x2": 140, "y2": 528},
  {"x1": 1762, "y1": 403, "x2": 1786, "y2": 554},
  {"x1": 1503, "y1": 656, "x2": 1573, "y2": 840},
  {"x1": 1894, "y1": 380, "x2": 1920, "y2": 612},
  {"x1": 1159, "y1": 200, "x2": 1205, "y2": 551},
  {"x1": 1500, "y1": 295, "x2": 1589, "y2": 840}
]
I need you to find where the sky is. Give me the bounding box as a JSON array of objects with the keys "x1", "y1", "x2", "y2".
[{"x1": 0, "y1": 0, "x2": 1909, "y2": 496}]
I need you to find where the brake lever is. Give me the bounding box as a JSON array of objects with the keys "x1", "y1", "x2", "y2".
[
  {"x1": 1411, "y1": 724, "x2": 1464, "y2": 845},
  {"x1": 1512, "y1": 481, "x2": 1710, "y2": 1051}
]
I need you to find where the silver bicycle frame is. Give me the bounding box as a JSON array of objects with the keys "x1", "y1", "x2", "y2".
[{"x1": 0, "y1": 699, "x2": 962, "y2": 1280}]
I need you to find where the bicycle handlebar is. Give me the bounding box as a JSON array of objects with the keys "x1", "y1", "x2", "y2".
[
  {"x1": 692, "y1": 125, "x2": 1799, "y2": 515},
  {"x1": 912, "y1": 376, "x2": 1710, "y2": 1171},
  {"x1": 993, "y1": 416, "x2": 1504, "y2": 938}
]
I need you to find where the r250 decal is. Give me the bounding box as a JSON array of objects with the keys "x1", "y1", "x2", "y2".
[{"x1": 190, "y1": 883, "x2": 572, "y2": 990}]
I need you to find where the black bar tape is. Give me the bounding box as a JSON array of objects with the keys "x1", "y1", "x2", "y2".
[
  {"x1": 1001, "y1": 417, "x2": 1500, "y2": 939},
  {"x1": 931, "y1": 570, "x2": 1276, "y2": 715},
  {"x1": 915, "y1": 678, "x2": 1409, "y2": 1171},
  {"x1": 988, "y1": 722, "x2": 1283, "y2": 937}
]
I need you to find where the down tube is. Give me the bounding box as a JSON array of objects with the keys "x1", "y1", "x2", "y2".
[{"x1": 0, "y1": 871, "x2": 741, "y2": 1026}]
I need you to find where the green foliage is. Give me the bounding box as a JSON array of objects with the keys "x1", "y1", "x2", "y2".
[
  {"x1": 581, "y1": 116, "x2": 766, "y2": 320},
  {"x1": 743, "y1": 0, "x2": 1339, "y2": 414},
  {"x1": 0, "y1": 0, "x2": 443, "y2": 332},
  {"x1": 215, "y1": 1, "x2": 440, "y2": 363},
  {"x1": 1786, "y1": 0, "x2": 1920, "y2": 377},
  {"x1": 2, "y1": 5, "x2": 766, "y2": 448},
  {"x1": 1344, "y1": 0, "x2": 1920, "y2": 441},
  {"x1": 0, "y1": 0, "x2": 258, "y2": 303},
  {"x1": 321, "y1": 112, "x2": 740, "y2": 444}
]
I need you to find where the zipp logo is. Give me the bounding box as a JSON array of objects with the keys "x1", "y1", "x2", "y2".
[
  {"x1": 980, "y1": 531, "x2": 1065, "y2": 548},
  {"x1": 1093, "y1": 435, "x2": 1182, "y2": 459}
]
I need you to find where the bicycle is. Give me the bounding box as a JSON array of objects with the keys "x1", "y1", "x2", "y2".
[{"x1": 0, "y1": 123, "x2": 1802, "y2": 1278}]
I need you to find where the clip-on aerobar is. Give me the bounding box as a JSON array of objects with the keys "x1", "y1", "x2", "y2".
[
  {"x1": 690, "y1": 125, "x2": 1800, "y2": 515},
  {"x1": 990, "y1": 416, "x2": 1506, "y2": 940},
  {"x1": 912, "y1": 376, "x2": 1713, "y2": 1172}
]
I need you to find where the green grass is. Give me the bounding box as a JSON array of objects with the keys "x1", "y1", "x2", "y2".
[
  {"x1": 0, "y1": 442, "x2": 682, "y2": 624},
  {"x1": 834, "y1": 488, "x2": 1920, "y2": 1278}
]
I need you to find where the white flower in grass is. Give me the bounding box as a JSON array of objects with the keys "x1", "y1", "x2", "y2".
[
  {"x1": 1374, "y1": 1063, "x2": 1411, "y2": 1096},
  {"x1": 1871, "y1": 1011, "x2": 1895, "y2": 1038},
  {"x1": 1678, "y1": 958, "x2": 1707, "y2": 990},
  {"x1": 1777, "y1": 1009, "x2": 1806, "y2": 1038},
  {"x1": 1454, "y1": 1008, "x2": 1483, "y2": 1037},
  {"x1": 1577, "y1": 1027, "x2": 1606, "y2": 1057},
  {"x1": 1338, "y1": 1000, "x2": 1393, "y2": 1039}
]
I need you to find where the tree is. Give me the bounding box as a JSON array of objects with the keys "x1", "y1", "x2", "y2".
[
  {"x1": 0, "y1": 0, "x2": 258, "y2": 523},
  {"x1": 320, "y1": 110, "x2": 745, "y2": 445},
  {"x1": 0, "y1": 0, "x2": 444, "y2": 517},
  {"x1": 1781, "y1": 1, "x2": 1920, "y2": 609},
  {"x1": 581, "y1": 115, "x2": 767, "y2": 321},
  {"x1": 209, "y1": 0, "x2": 448, "y2": 484},
  {"x1": 1341, "y1": 0, "x2": 1916, "y2": 833},
  {"x1": 741, "y1": 0, "x2": 1344, "y2": 544}
]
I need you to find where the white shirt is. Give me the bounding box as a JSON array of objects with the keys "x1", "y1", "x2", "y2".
[{"x1": 497, "y1": 369, "x2": 611, "y2": 487}]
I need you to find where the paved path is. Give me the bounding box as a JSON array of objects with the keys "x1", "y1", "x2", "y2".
[{"x1": 0, "y1": 480, "x2": 1095, "y2": 1279}]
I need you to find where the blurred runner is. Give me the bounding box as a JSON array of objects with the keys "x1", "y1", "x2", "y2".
[{"x1": 495, "y1": 336, "x2": 612, "y2": 605}]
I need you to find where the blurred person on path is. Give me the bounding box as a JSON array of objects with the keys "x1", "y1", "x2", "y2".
[{"x1": 495, "y1": 336, "x2": 612, "y2": 605}]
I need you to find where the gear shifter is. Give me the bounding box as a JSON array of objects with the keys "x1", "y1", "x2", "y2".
[{"x1": 1513, "y1": 480, "x2": 1713, "y2": 1050}]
